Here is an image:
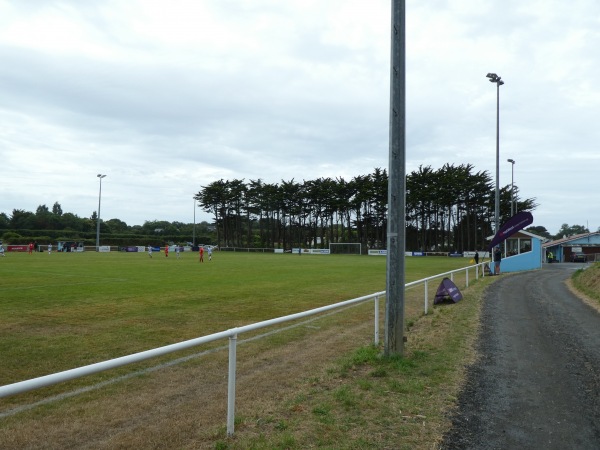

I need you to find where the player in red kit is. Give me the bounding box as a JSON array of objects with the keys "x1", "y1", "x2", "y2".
[{"x1": 199, "y1": 246, "x2": 204, "y2": 262}]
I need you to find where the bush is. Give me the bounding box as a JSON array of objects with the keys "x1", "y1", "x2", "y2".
[{"x1": 1, "y1": 231, "x2": 23, "y2": 243}]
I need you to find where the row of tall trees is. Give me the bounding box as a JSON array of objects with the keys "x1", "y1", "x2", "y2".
[
  {"x1": 406, "y1": 164, "x2": 537, "y2": 252},
  {"x1": 195, "y1": 169, "x2": 388, "y2": 251},
  {"x1": 195, "y1": 164, "x2": 538, "y2": 252}
]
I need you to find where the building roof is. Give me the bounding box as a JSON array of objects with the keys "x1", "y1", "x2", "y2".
[
  {"x1": 487, "y1": 229, "x2": 546, "y2": 241},
  {"x1": 514, "y1": 229, "x2": 547, "y2": 241},
  {"x1": 542, "y1": 231, "x2": 600, "y2": 248}
]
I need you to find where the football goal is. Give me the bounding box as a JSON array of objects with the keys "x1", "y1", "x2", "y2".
[{"x1": 329, "y1": 243, "x2": 362, "y2": 255}]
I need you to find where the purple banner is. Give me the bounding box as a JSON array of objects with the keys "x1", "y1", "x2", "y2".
[
  {"x1": 488, "y1": 211, "x2": 533, "y2": 251},
  {"x1": 434, "y1": 277, "x2": 463, "y2": 304}
]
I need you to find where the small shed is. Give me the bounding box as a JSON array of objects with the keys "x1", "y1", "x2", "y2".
[
  {"x1": 542, "y1": 232, "x2": 600, "y2": 263},
  {"x1": 487, "y1": 229, "x2": 546, "y2": 273}
]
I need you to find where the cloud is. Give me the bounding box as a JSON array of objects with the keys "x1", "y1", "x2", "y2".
[{"x1": 0, "y1": 0, "x2": 599, "y2": 234}]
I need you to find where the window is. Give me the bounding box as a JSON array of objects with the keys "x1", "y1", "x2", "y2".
[{"x1": 520, "y1": 239, "x2": 531, "y2": 253}]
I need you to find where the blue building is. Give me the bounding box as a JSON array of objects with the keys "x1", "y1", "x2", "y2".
[
  {"x1": 495, "y1": 229, "x2": 546, "y2": 273},
  {"x1": 542, "y1": 232, "x2": 600, "y2": 263}
]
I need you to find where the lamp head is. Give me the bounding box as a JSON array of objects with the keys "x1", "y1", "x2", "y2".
[
  {"x1": 507, "y1": 159, "x2": 515, "y2": 164},
  {"x1": 486, "y1": 73, "x2": 504, "y2": 85}
]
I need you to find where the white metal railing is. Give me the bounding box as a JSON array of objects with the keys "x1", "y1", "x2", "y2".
[
  {"x1": 0, "y1": 292, "x2": 384, "y2": 435},
  {"x1": 0, "y1": 263, "x2": 486, "y2": 435}
]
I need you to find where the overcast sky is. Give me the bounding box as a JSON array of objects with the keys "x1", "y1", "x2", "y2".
[{"x1": 1, "y1": 0, "x2": 598, "y2": 235}]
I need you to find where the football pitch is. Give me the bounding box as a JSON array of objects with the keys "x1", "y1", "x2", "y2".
[{"x1": 0, "y1": 250, "x2": 470, "y2": 389}]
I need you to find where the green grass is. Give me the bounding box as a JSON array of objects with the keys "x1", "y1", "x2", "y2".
[
  {"x1": 0, "y1": 250, "x2": 490, "y2": 448},
  {"x1": 572, "y1": 262, "x2": 600, "y2": 302},
  {"x1": 227, "y1": 275, "x2": 490, "y2": 449},
  {"x1": 0, "y1": 251, "x2": 470, "y2": 387}
]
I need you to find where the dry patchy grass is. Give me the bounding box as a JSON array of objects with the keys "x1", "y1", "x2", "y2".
[
  {"x1": 0, "y1": 306, "x2": 376, "y2": 449},
  {"x1": 4, "y1": 281, "x2": 490, "y2": 449}
]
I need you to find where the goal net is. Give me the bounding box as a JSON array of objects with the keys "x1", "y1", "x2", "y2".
[{"x1": 329, "y1": 243, "x2": 362, "y2": 255}]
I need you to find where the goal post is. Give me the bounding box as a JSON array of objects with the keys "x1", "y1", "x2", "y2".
[{"x1": 329, "y1": 243, "x2": 362, "y2": 255}]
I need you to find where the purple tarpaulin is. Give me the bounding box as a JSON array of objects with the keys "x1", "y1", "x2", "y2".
[
  {"x1": 488, "y1": 211, "x2": 534, "y2": 251},
  {"x1": 434, "y1": 277, "x2": 463, "y2": 304}
]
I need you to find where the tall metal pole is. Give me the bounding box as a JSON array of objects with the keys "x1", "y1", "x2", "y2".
[
  {"x1": 495, "y1": 81, "x2": 500, "y2": 232},
  {"x1": 96, "y1": 174, "x2": 106, "y2": 251},
  {"x1": 507, "y1": 159, "x2": 515, "y2": 216},
  {"x1": 385, "y1": 0, "x2": 406, "y2": 357},
  {"x1": 513, "y1": 161, "x2": 519, "y2": 214},
  {"x1": 486, "y1": 73, "x2": 503, "y2": 233},
  {"x1": 193, "y1": 197, "x2": 196, "y2": 246},
  {"x1": 510, "y1": 161, "x2": 514, "y2": 216}
]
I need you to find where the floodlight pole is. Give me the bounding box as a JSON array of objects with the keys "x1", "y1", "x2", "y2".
[
  {"x1": 486, "y1": 73, "x2": 504, "y2": 233},
  {"x1": 385, "y1": 0, "x2": 406, "y2": 357},
  {"x1": 507, "y1": 159, "x2": 515, "y2": 216},
  {"x1": 193, "y1": 197, "x2": 196, "y2": 246},
  {"x1": 96, "y1": 174, "x2": 106, "y2": 251}
]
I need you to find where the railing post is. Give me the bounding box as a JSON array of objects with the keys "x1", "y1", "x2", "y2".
[
  {"x1": 374, "y1": 295, "x2": 380, "y2": 345},
  {"x1": 227, "y1": 333, "x2": 238, "y2": 436},
  {"x1": 424, "y1": 279, "x2": 429, "y2": 315}
]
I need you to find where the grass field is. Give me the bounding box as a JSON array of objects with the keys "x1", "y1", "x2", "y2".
[
  {"x1": 0, "y1": 250, "x2": 471, "y2": 386},
  {"x1": 0, "y1": 249, "x2": 482, "y2": 449}
]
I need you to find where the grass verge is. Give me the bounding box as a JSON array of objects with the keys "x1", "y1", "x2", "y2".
[
  {"x1": 216, "y1": 275, "x2": 492, "y2": 449},
  {"x1": 572, "y1": 262, "x2": 600, "y2": 303}
]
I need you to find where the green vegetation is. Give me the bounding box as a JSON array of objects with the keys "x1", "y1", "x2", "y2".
[
  {"x1": 224, "y1": 269, "x2": 490, "y2": 449},
  {"x1": 0, "y1": 205, "x2": 213, "y2": 247},
  {"x1": 196, "y1": 166, "x2": 538, "y2": 251},
  {"x1": 0, "y1": 251, "x2": 487, "y2": 448},
  {"x1": 0, "y1": 252, "x2": 471, "y2": 385},
  {"x1": 572, "y1": 262, "x2": 600, "y2": 302},
  {"x1": 2, "y1": 163, "x2": 543, "y2": 253}
]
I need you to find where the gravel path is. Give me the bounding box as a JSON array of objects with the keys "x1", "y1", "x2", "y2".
[{"x1": 441, "y1": 263, "x2": 600, "y2": 449}]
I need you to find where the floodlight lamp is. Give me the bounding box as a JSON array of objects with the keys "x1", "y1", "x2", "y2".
[
  {"x1": 486, "y1": 73, "x2": 504, "y2": 85},
  {"x1": 507, "y1": 158, "x2": 515, "y2": 163}
]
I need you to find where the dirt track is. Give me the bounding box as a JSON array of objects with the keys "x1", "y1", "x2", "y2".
[{"x1": 441, "y1": 263, "x2": 600, "y2": 449}]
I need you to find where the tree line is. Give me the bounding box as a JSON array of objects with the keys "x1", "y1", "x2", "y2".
[
  {"x1": 3, "y1": 164, "x2": 593, "y2": 251},
  {"x1": 0, "y1": 203, "x2": 213, "y2": 247},
  {"x1": 194, "y1": 164, "x2": 538, "y2": 252}
]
